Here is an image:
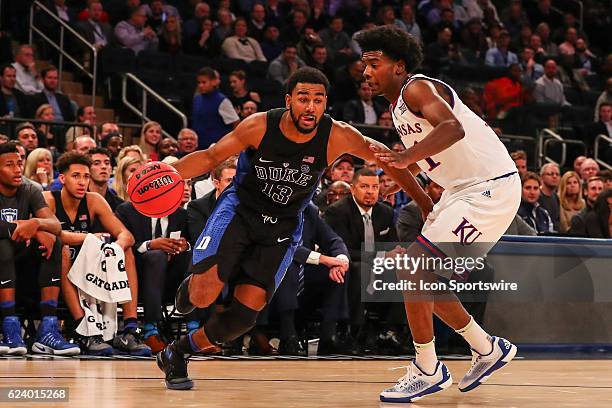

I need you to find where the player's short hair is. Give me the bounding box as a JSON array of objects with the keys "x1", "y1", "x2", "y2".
[
  {"x1": 0, "y1": 142, "x2": 19, "y2": 156},
  {"x1": 355, "y1": 25, "x2": 423, "y2": 75},
  {"x1": 352, "y1": 167, "x2": 378, "y2": 183},
  {"x1": 213, "y1": 159, "x2": 237, "y2": 180},
  {"x1": 88, "y1": 147, "x2": 112, "y2": 160},
  {"x1": 197, "y1": 66, "x2": 217, "y2": 79},
  {"x1": 511, "y1": 150, "x2": 527, "y2": 161},
  {"x1": 521, "y1": 171, "x2": 541, "y2": 186},
  {"x1": 286, "y1": 67, "x2": 330, "y2": 95},
  {"x1": 56, "y1": 152, "x2": 92, "y2": 174}
]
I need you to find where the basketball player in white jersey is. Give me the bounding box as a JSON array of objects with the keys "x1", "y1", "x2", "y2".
[{"x1": 356, "y1": 26, "x2": 520, "y2": 402}]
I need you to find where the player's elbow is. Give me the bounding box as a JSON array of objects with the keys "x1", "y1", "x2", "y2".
[{"x1": 447, "y1": 119, "x2": 465, "y2": 143}]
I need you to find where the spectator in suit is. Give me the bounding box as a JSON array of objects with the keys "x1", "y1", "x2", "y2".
[
  {"x1": 518, "y1": 171, "x2": 554, "y2": 234},
  {"x1": 186, "y1": 160, "x2": 237, "y2": 247},
  {"x1": 32, "y1": 66, "x2": 75, "y2": 123},
  {"x1": 324, "y1": 168, "x2": 399, "y2": 353},
  {"x1": 583, "y1": 189, "x2": 612, "y2": 238},
  {"x1": 268, "y1": 44, "x2": 306, "y2": 86},
  {"x1": 269, "y1": 202, "x2": 349, "y2": 355},
  {"x1": 342, "y1": 81, "x2": 386, "y2": 125},
  {"x1": 87, "y1": 147, "x2": 123, "y2": 212},
  {"x1": 397, "y1": 179, "x2": 444, "y2": 243},
  {"x1": 114, "y1": 6, "x2": 159, "y2": 54},
  {"x1": 75, "y1": 1, "x2": 112, "y2": 52},
  {"x1": 248, "y1": 3, "x2": 267, "y2": 41},
  {"x1": 485, "y1": 30, "x2": 518, "y2": 67},
  {"x1": 0, "y1": 64, "x2": 31, "y2": 119},
  {"x1": 176, "y1": 128, "x2": 197, "y2": 158},
  {"x1": 192, "y1": 67, "x2": 240, "y2": 150},
  {"x1": 585, "y1": 103, "x2": 611, "y2": 161},
  {"x1": 116, "y1": 197, "x2": 190, "y2": 354},
  {"x1": 538, "y1": 163, "x2": 560, "y2": 231},
  {"x1": 221, "y1": 17, "x2": 267, "y2": 63},
  {"x1": 558, "y1": 171, "x2": 585, "y2": 233}
]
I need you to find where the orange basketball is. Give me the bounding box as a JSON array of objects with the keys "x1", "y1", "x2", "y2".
[{"x1": 127, "y1": 161, "x2": 185, "y2": 217}]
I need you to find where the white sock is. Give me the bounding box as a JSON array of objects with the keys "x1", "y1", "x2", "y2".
[
  {"x1": 455, "y1": 316, "x2": 492, "y2": 355},
  {"x1": 414, "y1": 337, "x2": 438, "y2": 375}
]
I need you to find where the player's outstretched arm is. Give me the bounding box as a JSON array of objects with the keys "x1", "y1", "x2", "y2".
[
  {"x1": 373, "y1": 80, "x2": 465, "y2": 168},
  {"x1": 173, "y1": 113, "x2": 265, "y2": 179},
  {"x1": 330, "y1": 122, "x2": 433, "y2": 214}
]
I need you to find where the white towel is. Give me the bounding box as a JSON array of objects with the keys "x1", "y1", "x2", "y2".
[{"x1": 68, "y1": 234, "x2": 132, "y2": 341}]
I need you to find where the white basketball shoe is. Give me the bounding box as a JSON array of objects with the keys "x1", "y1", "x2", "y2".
[
  {"x1": 458, "y1": 336, "x2": 517, "y2": 392},
  {"x1": 380, "y1": 360, "x2": 453, "y2": 403}
]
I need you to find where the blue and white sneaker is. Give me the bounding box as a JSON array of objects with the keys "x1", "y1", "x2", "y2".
[
  {"x1": 2, "y1": 316, "x2": 27, "y2": 355},
  {"x1": 32, "y1": 316, "x2": 81, "y2": 356},
  {"x1": 458, "y1": 336, "x2": 517, "y2": 392},
  {"x1": 380, "y1": 361, "x2": 453, "y2": 403}
]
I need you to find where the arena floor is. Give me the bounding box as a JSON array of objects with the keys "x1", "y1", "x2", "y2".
[{"x1": 2, "y1": 357, "x2": 611, "y2": 407}]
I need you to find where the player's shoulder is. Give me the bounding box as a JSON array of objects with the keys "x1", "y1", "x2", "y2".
[
  {"x1": 330, "y1": 119, "x2": 362, "y2": 139},
  {"x1": 237, "y1": 111, "x2": 268, "y2": 134},
  {"x1": 85, "y1": 191, "x2": 110, "y2": 210}
]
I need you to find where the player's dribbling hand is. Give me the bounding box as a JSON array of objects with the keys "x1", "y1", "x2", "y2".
[{"x1": 369, "y1": 144, "x2": 411, "y2": 169}]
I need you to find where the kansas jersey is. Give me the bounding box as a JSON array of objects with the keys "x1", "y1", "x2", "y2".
[
  {"x1": 391, "y1": 74, "x2": 516, "y2": 190},
  {"x1": 235, "y1": 108, "x2": 332, "y2": 218}
]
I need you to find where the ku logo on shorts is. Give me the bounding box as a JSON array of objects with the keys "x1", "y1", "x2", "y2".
[{"x1": 452, "y1": 217, "x2": 483, "y2": 246}]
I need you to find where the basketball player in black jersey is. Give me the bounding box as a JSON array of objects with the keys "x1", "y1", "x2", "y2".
[
  {"x1": 43, "y1": 153, "x2": 152, "y2": 356},
  {"x1": 156, "y1": 67, "x2": 433, "y2": 390}
]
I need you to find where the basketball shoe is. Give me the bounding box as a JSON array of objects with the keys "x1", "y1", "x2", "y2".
[
  {"x1": 2, "y1": 316, "x2": 27, "y2": 355},
  {"x1": 32, "y1": 316, "x2": 81, "y2": 356},
  {"x1": 113, "y1": 327, "x2": 152, "y2": 356},
  {"x1": 175, "y1": 275, "x2": 195, "y2": 315},
  {"x1": 77, "y1": 335, "x2": 114, "y2": 356},
  {"x1": 458, "y1": 336, "x2": 517, "y2": 392},
  {"x1": 380, "y1": 360, "x2": 453, "y2": 403},
  {"x1": 157, "y1": 341, "x2": 194, "y2": 390}
]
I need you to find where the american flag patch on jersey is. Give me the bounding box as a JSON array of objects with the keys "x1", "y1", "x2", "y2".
[
  {"x1": 302, "y1": 156, "x2": 315, "y2": 163},
  {"x1": 79, "y1": 214, "x2": 87, "y2": 221}
]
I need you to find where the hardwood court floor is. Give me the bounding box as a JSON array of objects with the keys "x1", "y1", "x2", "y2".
[{"x1": 1, "y1": 358, "x2": 611, "y2": 407}]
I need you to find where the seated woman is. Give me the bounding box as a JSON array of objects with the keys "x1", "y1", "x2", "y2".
[
  {"x1": 158, "y1": 15, "x2": 182, "y2": 55},
  {"x1": 227, "y1": 70, "x2": 261, "y2": 114},
  {"x1": 24, "y1": 147, "x2": 55, "y2": 190},
  {"x1": 113, "y1": 156, "x2": 146, "y2": 201},
  {"x1": 34, "y1": 104, "x2": 62, "y2": 156},
  {"x1": 221, "y1": 17, "x2": 267, "y2": 63}
]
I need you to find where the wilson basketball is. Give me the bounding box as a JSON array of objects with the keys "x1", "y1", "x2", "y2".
[{"x1": 127, "y1": 161, "x2": 184, "y2": 217}]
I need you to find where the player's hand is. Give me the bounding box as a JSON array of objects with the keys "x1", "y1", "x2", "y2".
[
  {"x1": 11, "y1": 219, "x2": 39, "y2": 243},
  {"x1": 329, "y1": 266, "x2": 346, "y2": 283},
  {"x1": 35, "y1": 231, "x2": 56, "y2": 260},
  {"x1": 420, "y1": 199, "x2": 434, "y2": 222},
  {"x1": 369, "y1": 144, "x2": 411, "y2": 169}
]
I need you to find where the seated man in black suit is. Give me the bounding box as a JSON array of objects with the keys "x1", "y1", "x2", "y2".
[
  {"x1": 75, "y1": 1, "x2": 112, "y2": 52},
  {"x1": 115, "y1": 195, "x2": 191, "y2": 354},
  {"x1": 258, "y1": 202, "x2": 350, "y2": 355},
  {"x1": 31, "y1": 66, "x2": 75, "y2": 123},
  {"x1": 584, "y1": 103, "x2": 611, "y2": 162},
  {"x1": 324, "y1": 167, "x2": 402, "y2": 353},
  {"x1": 342, "y1": 80, "x2": 386, "y2": 125},
  {"x1": 0, "y1": 64, "x2": 31, "y2": 121}
]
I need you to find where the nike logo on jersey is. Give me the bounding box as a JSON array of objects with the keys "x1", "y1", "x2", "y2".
[
  {"x1": 51, "y1": 278, "x2": 61, "y2": 282},
  {"x1": 0, "y1": 280, "x2": 11, "y2": 285},
  {"x1": 277, "y1": 237, "x2": 289, "y2": 243},
  {"x1": 258, "y1": 157, "x2": 274, "y2": 163}
]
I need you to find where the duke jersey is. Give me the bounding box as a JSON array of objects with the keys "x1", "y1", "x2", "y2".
[
  {"x1": 391, "y1": 74, "x2": 516, "y2": 190},
  {"x1": 52, "y1": 191, "x2": 93, "y2": 260},
  {"x1": 235, "y1": 108, "x2": 332, "y2": 218}
]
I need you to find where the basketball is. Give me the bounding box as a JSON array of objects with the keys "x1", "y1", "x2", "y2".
[{"x1": 127, "y1": 161, "x2": 184, "y2": 217}]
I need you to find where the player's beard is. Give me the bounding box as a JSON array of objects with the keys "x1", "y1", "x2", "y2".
[{"x1": 289, "y1": 106, "x2": 318, "y2": 134}]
